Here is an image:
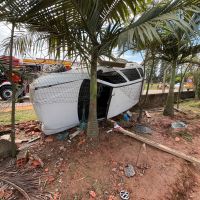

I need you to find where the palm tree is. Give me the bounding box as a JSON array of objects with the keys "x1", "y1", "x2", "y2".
[
  {"x1": 0, "y1": 0, "x2": 199, "y2": 136},
  {"x1": 155, "y1": 33, "x2": 200, "y2": 116}
]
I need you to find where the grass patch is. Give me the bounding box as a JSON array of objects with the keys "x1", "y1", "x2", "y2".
[
  {"x1": 144, "y1": 83, "x2": 159, "y2": 90},
  {"x1": 0, "y1": 109, "x2": 37, "y2": 125},
  {"x1": 176, "y1": 130, "x2": 193, "y2": 142},
  {"x1": 178, "y1": 100, "x2": 200, "y2": 115}
]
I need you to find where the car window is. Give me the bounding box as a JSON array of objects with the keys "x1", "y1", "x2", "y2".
[
  {"x1": 97, "y1": 71, "x2": 126, "y2": 84},
  {"x1": 121, "y1": 68, "x2": 141, "y2": 81},
  {"x1": 138, "y1": 68, "x2": 144, "y2": 77}
]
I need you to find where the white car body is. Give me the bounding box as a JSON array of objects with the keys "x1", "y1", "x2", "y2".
[{"x1": 30, "y1": 62, "x2": 144, "y2": 135}]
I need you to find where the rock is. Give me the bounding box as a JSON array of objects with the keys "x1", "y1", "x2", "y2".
[
  {"x1": 112, "y1": 168, "x2": 117, "y2": 173},
  {"x1": 119, "y1": 166, "x2": 124, "y2": 171},
  {"x1": 134, "y1": 124, "x2": 152, "y2": 134},
  {"x1": 0, "y1": 139, "x2": 17, "y2": 159},
  {"x1": 0, "y1": 135, "x2": 10, "y2": 140},
  {"x1": 16, "y1": 150, "x2": 29, "y2": 167},
  {"x1": 45, "y1": 168, "x2": 49, "y2": 172},
  {"x1": 171, "y1": 121, "x2": 187, "y2": 129},
  {"x1": 175, "y1": 137, "x2": 180, "y2": 142},
  {"x1": 124, "y1": 164, "x2": 135, "y2": 177},
  {"x1": 59, "y1": 146, "x2": 66, "y2": 151},
  {"x1": 89, "y1": 191, "x2": 96, "y2": 198},
  {"x1": 29, "y1": 154, "x2": 44, "y2": 168}
]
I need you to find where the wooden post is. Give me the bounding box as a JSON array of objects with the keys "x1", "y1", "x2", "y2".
[{"x1": 108, "y1": 119, "x2": 200, "y2": 166}]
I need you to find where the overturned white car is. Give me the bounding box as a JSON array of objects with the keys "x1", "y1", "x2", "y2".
[{"x1": 30, "y1": 62, "x2": 144, "y2": 135}]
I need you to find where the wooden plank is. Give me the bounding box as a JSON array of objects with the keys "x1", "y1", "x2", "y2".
[{"x1": 108, "y1": 119, "x2": 200, "y2": 166}]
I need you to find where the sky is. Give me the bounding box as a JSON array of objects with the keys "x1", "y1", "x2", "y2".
[{"x1": 0, "y1": 22, "x2": 143, "y2": 64}]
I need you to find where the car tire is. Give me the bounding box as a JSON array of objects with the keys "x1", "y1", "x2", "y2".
[{"x1": 0, "y1": 85, "x2": 12, "y2": 100}]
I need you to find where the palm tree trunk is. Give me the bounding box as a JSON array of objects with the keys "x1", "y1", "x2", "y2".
[
  {"x1": 87, "y1": 52, "x2": 99, "y2": 137},
  {"x1": 177, "y1": 65, "x2": 188, "y2": 109},
  {"x1": 163, "y1": 60, "x2": 176, "y2": 116},
  {"x1": 162, "y1": 66, "x2": 170, "y2": 93},
  {"x1": 9, "y1": 23, "x2": 16, "y2": 157},
  {"x1": 137, "y1": 50, "x2": 148, "y2": 123},
  {"x1": 143, "y1": 52, "x2": 155, "y2": 105}
]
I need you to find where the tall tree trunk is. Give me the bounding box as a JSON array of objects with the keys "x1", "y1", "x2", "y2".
[
  {"x1": 9, "y1": 23, "x2": 16, "y2": 157},
  {"x1": 163, "y1": 60, "x2": 176, "y2": 116},
  {"x1": 194, "y1": 70, "x2": 200, "y2": 100},
  {"x1": 177, "y1": 65, "x2": 188, "y2": 109},
  {"x1": 87, "y1": 52, "x2": 99, "y2": 137},
  {"x1": 137, "y1": 50, "x2": 148, "y2": 123},
  {"x1": 162, "y1": 66, "x2": 169, "y2": 93},
  {"x1": 143, "y1": 52, "x2": 155, "y2": 104}
]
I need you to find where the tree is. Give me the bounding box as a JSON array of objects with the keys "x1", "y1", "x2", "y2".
[
  {"x1": 1, "y1": 0, "x2": 199, "y2": 136},
  {"x1": 154, "y1": 16, "x2": 200, "y2": 116}
]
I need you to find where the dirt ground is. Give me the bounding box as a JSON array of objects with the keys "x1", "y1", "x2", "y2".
[{"x1": 1, "y1": 104, "x2": 200, "y2": 200}]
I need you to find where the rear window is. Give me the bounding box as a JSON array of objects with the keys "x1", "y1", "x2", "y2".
[
  {"x1": 138, "y1": 68, "x2": 144, "y2": 77},
  {"x1": 121, "y1": 68, "x2": 141, "y2": 81},
  {"x1": 97, "y1": 71, "x2": 126, "y2": 84}
]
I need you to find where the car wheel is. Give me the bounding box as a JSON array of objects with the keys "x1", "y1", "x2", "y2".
[{"x1": 0, "y1": 85, "x2": 12, "y2": 100}]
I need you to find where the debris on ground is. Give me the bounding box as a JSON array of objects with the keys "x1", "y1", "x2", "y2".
[
  {"x1": 123, "y1": 113, "x2": 130, "y2": 122},
  {"x1": 77, "y1": 138, "x2": 86, "y2": 146},
  {"x1": 16, "y1": 150, "x2": 29, "y2": 168},
  {"x1": 69, "y1": 129, "x2": 83, "y2": 140},
  {"x1": 134, "y1": 124, "x2": 152, "y2": 134},
  {"x1": 0, "y1": 139, "x2": 17, "y2": 159},
  {"x1": 175, "y1": 137, "x2": 181, "y2": 142},
  {"x1": 45, "y1": 136, "x2": 54, "y2": 142},
  {"x1": 124, "y1": 164, "x2": 135, "y2": 177},
  {"x1": 28, "y1": 154, "x2": 44, "y2": 168},
  {"x1": 108, "y1": 195, "x2": 116, "y2": 200},
  {"x1": 0, "y1": 171, "x2": 46, "y2": 200},
  {"x1": 136, "y1": 143, "x2": 149, "y2": 172},
  {"x1": 106, "y1": 129, "x2": 113, "y2": 133},
  {"x1": 89, "y1": 190, "x2": 96, "y2": 198},
  {"x1": 56, "y1": 131, "x2": 69, "y2": 141},
  {"x1": 111, "y1": 119, "x2": 200, "y2": 165},
  {"x1": 175, "y1": 131, "x2": 193, "y2": 142},
  {"x1": 28, "y1": 136, "x2": 41, "y2": 143},
  {"x1": 1, "y1": 104, "x2": 200, "y2": 199},
  {"x1": 0, "y1": 134, "x2": 10, "y2": 140},
  {"x1": 171, "y1": 121, "x2": 187, "y2": 129},
  {"x1": 59, "y1": 146, "x2": 66, "y2": 151},
  {"x1": 120, "y1": 190, "x2": 129, "y2": 200},
  {"x1": 145, "y1": 111, "x2": 151, "y2": 118},
  {"x1": 174, "y1": 107, "x2": 187, "y2": 115}
]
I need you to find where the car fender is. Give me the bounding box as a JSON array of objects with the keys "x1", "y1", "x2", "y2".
[{"x1": 0, "y1": 81, "x2": 11, "y2": 88}]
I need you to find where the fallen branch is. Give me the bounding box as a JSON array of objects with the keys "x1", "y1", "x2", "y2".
[
  {"x1": 174, "y1": 107, "x2": 187, "y2": 115},
  {"x1": 0, "y1": 177, "x2": 31, "y2": 200},
  {"x1": 108, "y1": 119, "x2": 200, "y2": 166}
]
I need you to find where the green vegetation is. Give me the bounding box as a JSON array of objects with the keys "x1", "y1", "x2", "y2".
[
  {"x1": 144, "y1": 83, "x2": 159, "y2": 90},
  {"x1": 178, "y1": 100, "x2": 200, "y2": 114},
  {"x1": 0, "y1": 109, "x2": 37, "y2": 125}
]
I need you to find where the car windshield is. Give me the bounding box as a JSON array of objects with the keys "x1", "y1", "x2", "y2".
[
  {"x1": 97, "y1": 70, "x2": 126, "y2": 84},
  {"x1": 121, "y1": 68, "x2": 141, "y2": 81}
]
